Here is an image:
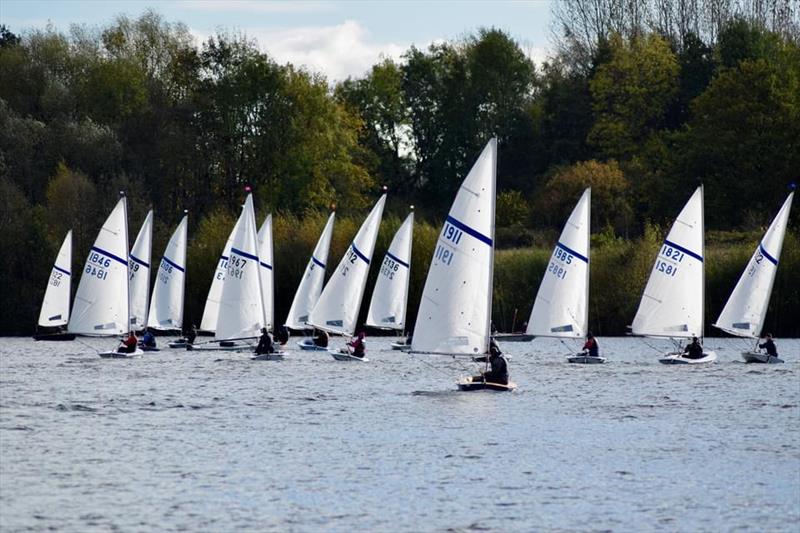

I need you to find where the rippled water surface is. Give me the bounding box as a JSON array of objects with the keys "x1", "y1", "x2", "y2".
[{"x1": 1, "y1": 336, "x2": 798, "y2": 532}]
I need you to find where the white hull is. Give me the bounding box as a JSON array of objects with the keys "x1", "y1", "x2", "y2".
[
  {"x1": 99, "y1": 348, "x2": 144, "y2": 359},
  {"x1": 297, "y1": 339, "x2": 329, "y2": 351},
  {"x1": 329, "y1": 348, "x2": 369, "y2": 362},
  {"x1": 658, "y1": 350, "x2": 717, "y2": 365},
  {"x1": 567, "y1": 354, "x2": 606, "y2": 364},
  {"x1": 741, "y1": 351, "x2": 783, "y2": 364},
  {"x1": 252, "y1": 351, "x2": 286, "y2": 361},
  {"x1": 186, "y1": 343, "x2": 252, "y2": 352},
  {"x1": 390, "y1": 341, "x2": 411, "y2": 351},
  {"x1": 167, "y1": 340, "x2": 188, "y2": 349}
]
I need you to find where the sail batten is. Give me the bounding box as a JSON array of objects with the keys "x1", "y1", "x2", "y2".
[{"x1": 714, "y1": 192, "x2": 793, "y2": 338}]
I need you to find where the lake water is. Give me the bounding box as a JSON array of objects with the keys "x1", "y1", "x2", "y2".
[{"x1": 1, "y1": 336, "x2": 798, "y2": 532}]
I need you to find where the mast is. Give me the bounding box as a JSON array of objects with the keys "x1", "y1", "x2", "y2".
[
  {"x1": 121, "y1": 191, "x2": 131, "y2": 334},
  {"x1": 700, "y1": 184, "x2": 705, "y2": 342},
  {"x1": 584, "y1": 188, "x2": 592, "y2": 336},
  {"x1": 485, "y1": 137, "x2": 497, "y2": 353},
  {"x1": 181, "y1": 210, "x2": 188, "y2": 332}
]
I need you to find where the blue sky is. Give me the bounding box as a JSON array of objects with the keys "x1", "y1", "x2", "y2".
[{"x1": 1, "y1": 0, "x2": 554, "y2": 80}]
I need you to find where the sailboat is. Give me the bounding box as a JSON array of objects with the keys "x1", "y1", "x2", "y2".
[
  {"x1": 257, "y1": 214, "x2": 275, "y2": 334},
  {"x1": 199, "y1": 215, "x2": 242, "y2": 334},
  {"x1": 526, "y1": 189, "x2": 601, "y2": 363},
  {"x1": 366, "y1": 211, "x2": 414, "y2": 350},
  {"x1": 149, "y1": 214, "x2": 188, "y2": 345},
  {"x1": 129, "y1": 210, "x2": 153, "y2": 333},
  {"x1": 289, "y1": 213, "x2": 336, "y2": 351},
  {"x1": 308, "y1": 194, "x2": 387, "y2": 361},
  {"x1": 714, "y1": 191, "x2": 794, "y2": 363},
  {"x1": 68, "y1": 194, "x2": 142, "y2": 358},
  {"x1": 410, "y1": 139, "x2": 514, "y2": 391},
  {"x1": 631, "y1": 186, "x2": 716, "y2": 364},
  {"x1": 33, "y1": 230, "x2": 76, "y2": 341}
]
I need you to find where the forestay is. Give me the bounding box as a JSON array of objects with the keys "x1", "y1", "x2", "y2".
[
  {"x1": 216, "y1": 194, "x2": 266, "y2": 340},
  {"x1": 69, "y1": 197, "x2": 131, "y2": 335},
  {"x1": 366, "y1": 211, "x2": 414, "y2": 331},
  {"x1": 285, "y1": 212, "x2": 335, "y2": 329},
  {"x1": 309, "y1": 195, "x2": 386, "y2": 336},
  {"x1": 527, "y1": 188, "x2": 591, "y2": 338},
  {"x1": 257, "y1": 214, "x2": 274, "y2": 331},
  {"x1": 200, "y1": 215, "x2": 242, "y2": 332},
  {"x1": 632, "y1": 186, "x2": 704, "y2": 338},
  {"x1": 147, "y1": 214, "x2": 188, "y2": 331},
  {"x1": 714, "y1": 191, "x2": 794, "y2": 338},
  {"x1": 38, "y1": 230, "x2": 72, "y2": 328},
  {"x1": 411, "y1": 138, "x2": 496, "y2": 355},
  {"x1": 129, "y1": 210, "x2": 153, "y2": 329}
]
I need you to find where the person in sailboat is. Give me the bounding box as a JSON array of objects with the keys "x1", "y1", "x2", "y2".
[
  {"x1": 582, "y1": 331, "x2": 599, "y2": 357},
  {"x1": 347, "y1": 331, "x2": 366, "y2": 358},
  {"x1": 141, "y1": 328, "x2": 157, "y2": 349},
  {"x1": 255, "y1": 327, "x2": 275, "y2": 355},
  {"x1": 759, "y1": 333, "x2": 778, "y2": 358},
  {"x1": 471, "y1": 345, "x2": 509, "y2": 385},
  {"x1": 683, "y1": 336, "x2": 704, "y2": 359},
  {"x1": 117, "y1": 331, "x2": 138, "y2": 354},
  {"x1": 313, "y1": 329, "x2": 329, "y2": 348}
]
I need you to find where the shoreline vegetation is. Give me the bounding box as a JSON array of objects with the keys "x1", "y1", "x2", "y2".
[{"x1": 1, "y1": 2, "x2": 798, "y2": 336}]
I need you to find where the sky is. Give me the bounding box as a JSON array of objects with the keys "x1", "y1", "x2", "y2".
[{"x1": 0, "y1": 0, "x2": 554, "y2": 81}]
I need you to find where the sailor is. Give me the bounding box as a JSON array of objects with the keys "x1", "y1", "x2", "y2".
[
  {"x1": 472, "y1": 344, "x2": 509, "y2": 385},
  {"x1": 118, "y1": 331, "x2": 138, "y2": 353},
  {"x1": 313, "y1": 329, "x2": 329, "y2": 348},
  {"x1": 141, "y1": 328, "x2": 157, "y2": 349},
  {"x1": 348, "y1": 331, "x2": 366, "y2": 358},
  {"x1": 683, "y1": 336, "x2": 704, "y2": 359},
  {"x1": 582, "y1": 331, "x2": 599, "y2": 357},
  {"x1": 759, "y1": 333, "x2": 778, "y2": 358},
  {"x1": 254, "y1": 328, "x2": 275, "y2": 355}
]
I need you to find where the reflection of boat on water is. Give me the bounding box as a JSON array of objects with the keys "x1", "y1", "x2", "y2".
[
  {"x1": 409, "y1": 139, "x2": 516, "y2": 392},
  {"x1": 713, "y1": 191, "x2": 793, "y2": 364}
]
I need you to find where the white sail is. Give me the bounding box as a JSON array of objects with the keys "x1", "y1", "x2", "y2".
[
  {"x1": 215, "y1": 194, "x2": 265, "y2": 340},
  {"x1": 527, "y1": 188, "x2": 591, "y2": 338},
  {"x1": 147, "y1": 214, "x2": 188, "y2": 331},
  {"x1": 632, "y1": 186, "x2": 705, "y2": 338},
  {"x1": 411, "y1": 138, "x2": 497, "y2": 355},
  {"x1": 366, "y1": 211, "x2": 414, "y2": 330},
  {"x1": 714, "y1": 191, "x2": 794, "y2": 338},
  {"x1": 199, "y1": 215, "x2": 242, "y2": 332},
  {"x1": 128, "y1": 210, "x2": 153, "y2": 329},
  {"x1": 257, "y1": 214, "x2": 275, "y2": 331},
  {"x1": 68, "y1": 197, "x2": 131, "y2": 335},
  {"x1": 38, "y1": 230, "x2": 73, "y2": 328},
  {"x1": 309, "y1": 195, "x2": 387, "y2": 336},
  {"x1": 285, "y1": 212, "x2": 336, "y2": 329}
]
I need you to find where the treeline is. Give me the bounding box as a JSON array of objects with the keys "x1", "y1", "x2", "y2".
[{"x1": 0, "y1": 2, "x2": 798, "y2": 335}]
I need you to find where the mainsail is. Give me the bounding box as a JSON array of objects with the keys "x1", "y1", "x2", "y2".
[
  {"x1": 147, "y1": 214, "x2": 188, "y2": 331},
  {"x1": 366, "y1": 211, "x2": 414, "y2": 331},
  {"x1": 257, "y1": 214, "x2": 275, "y2": 331},
  {"x1": 527, "y1": 188, "x2": 591, "y2": 338},
  {"x1": 38, "y1": 230, "x2": 73, "y2": 328},
  {"x1": 215, "y1": 194, "x2": 266, "y2": 340},
  {"x1": 68, "y1": 196, "x2": 131, "y2": 335},
  {"x1": 632, "y1": 186, "x2": 705, "y2": 338},
  {"x1": 714, "y1": 191, "x2": 794, "y2": 338},
  {"x1": 200, "y1": 215, "x2": 242, "y2": 332},
  {"x1": 129, "y1": 210, "x2": 153, "y2": 329},
  {"x1": 285, "y1": 212, "x2": 335, "y2": 329},
  {"x1": 308, "y1": 195, "x2": 387, "y2": 336},
  {"x1": 411, "y1": 138, "x2": 497, "y2": 355}
]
